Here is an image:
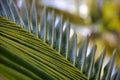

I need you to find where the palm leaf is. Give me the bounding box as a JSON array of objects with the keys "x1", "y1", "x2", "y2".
[
  {"x1": 0, "y1": 16, "x2": 87, "y2": 79},
  {"x1": 0, "y1": 0, "x2": 120, "y2": 80}
]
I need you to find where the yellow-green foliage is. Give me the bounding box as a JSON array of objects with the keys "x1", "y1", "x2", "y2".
[{"x1": 0, "y1": 16, "x2": 88, "y2": 80}]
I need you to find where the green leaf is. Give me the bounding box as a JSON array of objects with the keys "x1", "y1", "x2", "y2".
[
  {"x1": 0, "y1": 62, "x2": 33, "y2": 80},
  {"x1": 0, "y1": 16, "x2": 88, "y2": 80},
  {"x1": 0, "y1": 0, "x2": 119, "y2": 79}
]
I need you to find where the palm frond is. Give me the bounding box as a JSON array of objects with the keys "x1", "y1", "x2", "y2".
[
  {"x1": 0, "y1": 0, "x2": 120, "y2": 80},
  {"x1": 0, "y1": 16, "x2": 87, "y2": 80}
]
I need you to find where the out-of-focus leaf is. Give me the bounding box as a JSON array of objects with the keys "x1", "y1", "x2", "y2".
[
  {"x1": 54, "y1": 15, "x2": 63, "y2": 53},
  {"x1": 30, "y1": 0, "x2": 37, "y2": 36},
  {"x1": 68, "y1": 27, "x2": 77, "y2": 65},
  {"x1": 0, "y1": 1, "x2": 6, "y2": 18},
  {"x1": 39, "y1": 7, "x2": 47, "y2": 42},
  {"x1": 92, "y1": 48, "x2": 106, "y2": 80},
  {"x1": 10, "y1": 1, "x2": 24, "y2": 27},
  {"x1": 102, "y1": 49, "x2": 117, "y2": 80},
  {"x1": 111, "y1": 67, "x2": 120, "y2": 80},
  {"x1": 61, "y1": 19, "x2": 70, "y2": 58},
  {"x1": 85, "y1": 44, "x2": 97, "y2": 79},
  {"x1": 116, "y1": 68, "x2": 120, "y2": 80},
  {"x1": 0, "y1": 0, "x2": 14, "y2": 21},
  {"x1": 20, "y1": 0, "x2": 30, "y2": 31},
  {"x1": 47, "y1": 10, "x2": 55, "y2": 48},
  {"x1": 76, "y1": 37, "x2": 88, "y2": 72}
]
